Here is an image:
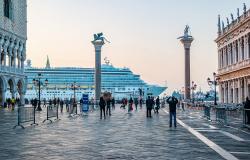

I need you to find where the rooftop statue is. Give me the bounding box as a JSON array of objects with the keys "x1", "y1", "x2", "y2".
[
  {"x1": 230, "y1": 13, "x2": 234, "y2": 22},
  {"x1": 237, "y1": 8, "x2": 240, "y2": 19},
  {"x1": 243, "y1": 3, "x2": 247, "y2": 14},
  {"x1": 92, "y1": 32, "x2": 110, "y2": 43},
  {"x1": 226, "y1": 17, "x2": 230, "y2": 26}
]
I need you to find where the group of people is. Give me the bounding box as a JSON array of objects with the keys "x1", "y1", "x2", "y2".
[
  {"x1": 120, "y1": 97, "x2": 143, "y2": 110},
  {"x1": 145, "y1": 96, "x2": 160, "y2": 117},
  {"x1": 99, "y1": 93, "x2": 179, "y2": 128},
  {"x1": 99, "y1": 92, "x2": 115, "y2": 119},
  {"x1": 0, "y1": 97, "x2": 19, "y2": 110}
]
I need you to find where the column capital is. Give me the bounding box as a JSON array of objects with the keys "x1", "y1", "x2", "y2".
[
  {"x1": 180, "y1": 38, "x2": 193, "y2": 49},
  {"x1": 92, "y1": 40, "x2": 105, "y2": 51}
]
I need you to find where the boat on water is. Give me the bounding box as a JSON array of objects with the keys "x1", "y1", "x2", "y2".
[{"x1": 21, "y1": 58, "x2": 167, "y2": 101}]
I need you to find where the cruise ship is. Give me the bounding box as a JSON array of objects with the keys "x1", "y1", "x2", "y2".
[{"x1": 23, "y1": 58, "x2": 167, "y2": 100}]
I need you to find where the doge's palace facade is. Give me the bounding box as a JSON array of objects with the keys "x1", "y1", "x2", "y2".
[
  {"x1": 216, "y1": 4, "x2": 250, "y2": 104},
  {"x1": 0, "y1": 0, "x2": 27, "y2": 105}
]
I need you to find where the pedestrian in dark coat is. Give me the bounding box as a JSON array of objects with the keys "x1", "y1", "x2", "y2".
[
  {"x1": 111, "y1": 98, "x2": 115, "y2": 110},
  {"x1": 134, "y1": 97, "x2": 139, "y2": 110},
  {"x1": 128, "y1": 97, "x2": 133, "y2": 112},
  {"x1": 99, "y1": 96, "x2": 106, "y2": 119},
  {"x1": 106, "y1": 98, "x2": 112, "y2": 116},
  {"x1": 146, "y1": 96, "x2": 152, "y2": 117},
  {"x1": 167, "y1": 96, "x2": 178, "y2": 128},
  {"x1": 244, "y1": 97, "x2": 250, "y2": 124},
  {"x1": 155, "y1": 96, "x2": 160, "y2": 114}
]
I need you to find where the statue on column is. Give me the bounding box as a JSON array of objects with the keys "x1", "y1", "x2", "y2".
[
  {"x1": 92, "y1": 32, "x2": 110, "y2": 44},
  {"x1": 177, "y1": 25, "x2": 192, "y2": 39},
  {"x1": 184, "y1": 25, "x2": 190, "y2": 37}
]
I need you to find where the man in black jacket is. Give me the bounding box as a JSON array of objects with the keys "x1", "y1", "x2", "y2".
[
  {"x1": 106, "y1": 98, "x2": 112, "y2": 116},
  {"x1": 167, "y1": 96, "x2": 178, "y2": 128},
  {"x1": 155, "y1": 96, "x2": 160, "y2": 114},
  {"x1": 146, "y1": 96, "x2": 153, "y2": 117},
  {"x1": 99, "y1": 96, "x2": 106, "y2": 119},
  {"x1": 244, "y1": 97, "x2": 250, "y2": 124}
]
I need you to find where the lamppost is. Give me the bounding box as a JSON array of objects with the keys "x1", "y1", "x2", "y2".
[
  {"x1": 71, "y1": 82, "x2": 79, "y2": 104},
  {"x1": 207, "y1": 72, "x2": 219, "y2": 105},
  {"x1": 181, "y1": 87, "x2": 185, "y2": 100},
  {"x1": 191, "y1": 81, "x2": 197, "y2": 103},
  {"x1": 33, "y1": 73, "x2": 48, "y2": 111}
]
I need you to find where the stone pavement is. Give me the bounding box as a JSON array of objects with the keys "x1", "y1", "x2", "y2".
[{"x1": 0, "y1": 105, "x2": 249, "y2": 160}]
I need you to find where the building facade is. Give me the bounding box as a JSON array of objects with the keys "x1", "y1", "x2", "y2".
[
  {"x1": 216, "y1": 5, "x2": 250, "y2": 104},
  {"x1": 0, "y1": 0, "x2": 27, "y2": 105}
]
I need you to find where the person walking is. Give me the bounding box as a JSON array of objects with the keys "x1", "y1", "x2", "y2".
[
  {"x1": 181, "y1": 100, "x2": 185, "y2": 111},
  {"x1": 99, "y1": 96, "x2": 106, "y2": 119},
  {"x1": 139, "y1": 97, "x2": 143, "y2": 109},
  {"x1": 128, "y1": 97, "x2": 133, "y2": 112},
  {"x1": 244, "y1": 97, "x2": 250, "y2": 124},
  {"x1": 167, "y1": 96, "x2": 178, "y2": 128},
  {"x1": 53, "y1": 98, "x2": 57, "y2": 107},
  {"x1": 65, "y1": 98, "x2": 69, "y2": 112},
  {"x1": 106, "y1": 98, "x2": 112, "y2": 116},
  {"x1": 155, "y1": 96, "x2": 160, "y2": 114},
  {"x1": 10, "y1": 97, "x2": 15, "y2": 111},
  {"x1": 146, "y1": 96, "x2": 152, "y2": 117},
  {"x1": 120, "y1": 98, "x2": 126, "y2": 109},
  {"x1": 34, "y1": 98, "x2": 38, "y2": 110},
  {"x1": 49, "y1": 99, "x2": 52, "y2": 109},
  {"x1": 43, "y1": 98, "x2": 46, "y2": 108},
  {"x1": 111, "y1": 97, "x2": 115, "y2": 110},
  {"x1": 60, "y1": 99, "x2": 64, "y2": 113},
  {"x1": 134, "y1": 97, "x2": 139, "y2": 110}
]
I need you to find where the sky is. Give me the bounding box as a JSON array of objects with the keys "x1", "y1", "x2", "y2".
[{"x1": 26, "y1": 0, "x2": 250, "y2": 94}]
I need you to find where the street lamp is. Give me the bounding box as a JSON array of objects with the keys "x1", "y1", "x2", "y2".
[
  {"x1": 33, "y1": 73, "x2": 48, "y2": 111},
  {"x1": 191, "y1": 81, "x2": 197, "y2": 103},
  {"x1": 207, "y1": 72, "x2": 219, "y2": 105},
  {"x1": 71, "y1": 82, "x2": 79, "y2": 104}
]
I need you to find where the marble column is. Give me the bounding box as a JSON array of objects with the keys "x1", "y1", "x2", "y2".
[
  {"x1": 238, "y1": 78, "x2": 242, "y2": 103},
  {"x1": 244, "y1": 36, "x2": 248, "y2": 59},
  {"x1": 232, "y1": 42, "x2": 236, "y2": 64},
  {"x1": 238, "y1": 39, "x2": 242, "y2": 61},
  {"x1": 219, "y1": 84, "x2": 223, "y2": 103},
  {"x1": 0, "y1": 36, "x2": 4, "y2": 68},
  {"x1": 223, "y1": 83, "x2": 227, "y2": 103},
  {"x1": 228, "y1": 81, "x2": 232, "y2": 103},
  {"x1": 8, "y1": 39, "x2": 14, "y2": 68},
  {"x1": 179, "y1": 35, "x2": 193, "y2": 100},
  {"x1": 3, "y1": 38, "x2": 10, "y2": 68},
  {"x1": 218, "y1": 49, "x2": 221, "y2": 68},
  {"x1": 244, "y1": 77, "x2": 248, "y2": 101},
  {"x1": 92, "y1": 40, "x2": 104, "y2": 102},
  {"x1": 19, "y1": 42, "x2": 24, "y2": 72}
]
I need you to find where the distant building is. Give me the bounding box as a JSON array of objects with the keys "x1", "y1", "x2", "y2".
[
  {"x1": 0, "y1": 0, "x2": 27, "y2": 105},
  {"x1": 216, "y1": 4, "x2": 250, "y2": 103},
  {"x1": 24, "y1": 59, "x2": 167, "y2": 100}
]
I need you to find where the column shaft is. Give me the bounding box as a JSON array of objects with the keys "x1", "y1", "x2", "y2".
[
  {"x1": 184, "y1": 47, "x2": 190, "y2": 100},
  {"x1": 95, "y1": 49, "x2": 101, "y2": 101}
]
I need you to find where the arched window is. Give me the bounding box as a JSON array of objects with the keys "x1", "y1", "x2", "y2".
[{"x1": 4, "y1": 0, "x2": 13, "y2": 20}]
